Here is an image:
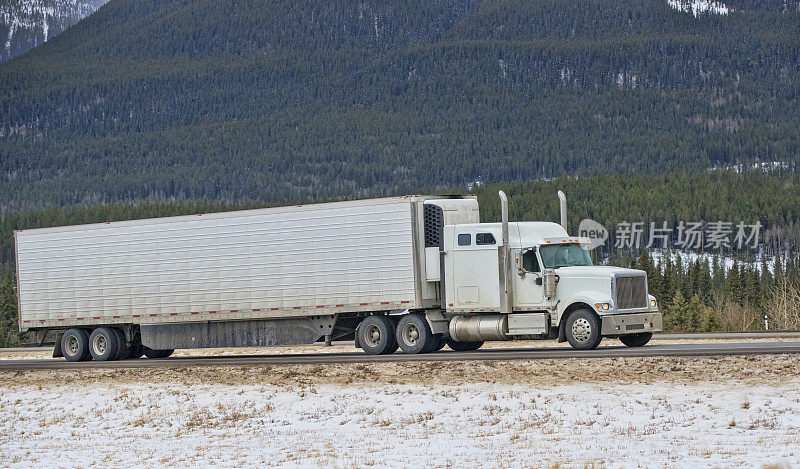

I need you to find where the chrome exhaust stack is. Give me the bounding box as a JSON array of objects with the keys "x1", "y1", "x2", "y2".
[
  {"x1": 557, "y1": 190, "x2": 567, "y2": 231},
  {"x1": 498, "y1": 190, "x2": 513, "y2": 314}
]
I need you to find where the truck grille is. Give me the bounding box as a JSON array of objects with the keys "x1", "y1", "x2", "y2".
[{"x1": 615, "y1": 276, "x2": 647, "y2": 310}]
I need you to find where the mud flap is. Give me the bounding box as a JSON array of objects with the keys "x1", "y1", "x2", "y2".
[{"x1": 52, "y1": 332, "x2": 64, "y2": 358}]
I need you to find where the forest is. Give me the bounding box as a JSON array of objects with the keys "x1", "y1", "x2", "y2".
[
  {"x1": 1, "y1": 170, "x2": 799, "y2": 346},
  {"x1": 1, "y1": 0, "x2": 800, "y2": 211}
]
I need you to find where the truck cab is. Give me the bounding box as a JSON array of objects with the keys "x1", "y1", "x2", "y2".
[{"x1": 436, "y1": 194, "x2": 662, "y2": 350}]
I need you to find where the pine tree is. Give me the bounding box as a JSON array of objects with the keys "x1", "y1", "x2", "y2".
[
  {"x1": 688, "y1": 294, "x2": 705, "y2": 333},
  {"x1": 725, "y1": 261, "x2": 742, "y2": 305},
  {"x1": 702, "y1": 305, "x2": 723, "y2": 332},
  {"x1": 0, "y1": 275, "x2": 21, "y2": 348},
  {"x1": 666, "y1": 290, "x2": 689, "y2": 332}
]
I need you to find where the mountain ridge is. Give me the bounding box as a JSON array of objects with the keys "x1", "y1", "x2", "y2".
[
  {"x1": 1, "y1": 0, "x2": 107, "y2": 62},
  {"x1": 1, "y1": 0, "x2": 799, "y2": 211}
]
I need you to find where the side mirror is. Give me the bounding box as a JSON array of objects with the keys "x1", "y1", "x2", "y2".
[{"x1": 517, "y1": 267, "x2": 526, "y2": 276}]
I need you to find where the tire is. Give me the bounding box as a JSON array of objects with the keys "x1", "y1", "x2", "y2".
[
  {"x1": 433, "y1": 335, "x2": 447, "y2": 352},
  {"x1": 89, "y1": 327, "x2": 119, "y2": 361},
  {"x1": 128, "y1": 340, "x2": 144, "y2": 359},
  {"x1": 61, "y1": 328, "x2": 91, "y2": 362},
  {"x1": 620, "y1": 332, "x2": 653, "y2": 347},
  {"x1": 112, "y1": 328, "x2": 129, "y2": 360},
  {"x1": 446, "y1": 339, "x2": 484, "y2": 352},
  {"x1": 143, "y1": 347, "x2": 174, "y2": 359},
  {"x1": 396, "y1": 314, "x2": 436, "y2": 354},
  {"x1": 357, "y1": 316, "x2": 398, "y2": 355},
  {"x1": 565, "y1": 309, "x2": 602, "y2": 350}
]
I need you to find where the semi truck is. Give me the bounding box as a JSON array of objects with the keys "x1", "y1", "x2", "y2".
[{"x1": 14, "y1": 191, "x2": 662, "y2": 362}]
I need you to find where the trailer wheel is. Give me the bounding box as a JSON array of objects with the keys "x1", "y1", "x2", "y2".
[
  {"x1": 112, "y1": 328, "x2": 129, "y2": 360},
  {"x1": 446, "y1": 339, "x2": 484, "y2": 352},
  {"x1": 143, "y1": 348, "x2": 174, "y2": 359},
  {"x1": 89, "y1": 327, "x2": 119, "y2": 361},
  {"x1": 61, "y1": 328, "x2": 90, "y2": 362},
  {"x1": 357, "y1": 316, "x2": 397, "y2": 355},
  {"x1": 565, "y1": 309, "x2": 602, "y2": 350},
  {"x1": 396, "y1": 314, "x2": 435, "y2": 354},
  {"x1": 620, "y1": 332, "x2": 652, "y2": 347}
]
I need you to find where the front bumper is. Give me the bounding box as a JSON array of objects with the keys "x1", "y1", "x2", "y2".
[{"x1": 601, "y1": 311, "x2": 662, "y2": 336}]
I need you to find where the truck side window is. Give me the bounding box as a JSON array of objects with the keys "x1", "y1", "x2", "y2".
[
  {"x1": 457, "y1": 233, "x2": 471, "y2": 246},
  {"x1": 476, "y1": 233, "x2": 496, "y2": 245},
  {"x1": 522, "y1": 249, "x2": 540, "y2": 272}
]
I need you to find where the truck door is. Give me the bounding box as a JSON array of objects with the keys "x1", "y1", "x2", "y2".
[{"x1": 514, "y1": 248, "x2": 544, "y2": 305}]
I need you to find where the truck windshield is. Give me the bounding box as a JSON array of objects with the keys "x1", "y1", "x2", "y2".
[{"x1": 539, "y1": 243, "x2": 592, "y2": 268}]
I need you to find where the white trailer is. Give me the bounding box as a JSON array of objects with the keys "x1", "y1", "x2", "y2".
[{"x1": 14, "y1": 192, "x2": 662, "y2": 362}]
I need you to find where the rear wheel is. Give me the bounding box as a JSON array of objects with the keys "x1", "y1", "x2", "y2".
[
  {"x1": 565, "y1": 309, "x2": 602, "y2": 350},
  {"x1": 128, "y1": 340, "x2": 144, "y2": 359},
  {"x1": 89, "y1": 327, "x2": 118, "y2": 361},
  {"x1": 432, "y1": 335, "x2": 447, "y2": 352},
  {"x1": 446, "y1": 339, "x2": 484, "y2": 352},
  {"x1": 143, "y1": 347, "x2": 174, "y2": 359},
  {"x1": 620, "y1": 332, "x2": 652, "y2": 347},
  {"x1": 357, "y1": 316, "x2": 398, "y2": 355},
  {"x1": 61, "y1": 328, "x2": 90, "y2": 362},
  {"x1": 112, "y1": 328, "x2": 129, "y2": 360},
  {"x1": 396, "y1": 314, "x2": 436, "y2": 354}
]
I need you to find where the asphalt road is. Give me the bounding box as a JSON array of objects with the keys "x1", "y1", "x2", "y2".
[{"x1": 1, "y1": 341, "x2": 799, "y2": 370}]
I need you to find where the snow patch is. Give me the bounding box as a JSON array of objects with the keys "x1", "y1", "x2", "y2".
[
  {"x1": 0, "y1": 381, "x2": 798, "y2": 466},
  {"x1": 668, "y1": 0, "x2": 730, "y2": 16}
]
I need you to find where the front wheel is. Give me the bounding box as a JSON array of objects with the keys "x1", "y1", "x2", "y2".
[
  {"x1": 565, "y1": 309, "x2": 602, "y2": 350},
  {"x1": 620, "y1": 332, "x2": 652, "y2": 347}
]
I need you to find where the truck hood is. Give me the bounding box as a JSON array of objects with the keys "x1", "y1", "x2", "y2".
[{"x1": 553, "y1": 265, "x2": 645, "y2": 279}]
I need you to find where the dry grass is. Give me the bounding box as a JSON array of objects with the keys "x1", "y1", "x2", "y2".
[{"x1": 0, "y1": 353, "x2": 798, "y2": 390}]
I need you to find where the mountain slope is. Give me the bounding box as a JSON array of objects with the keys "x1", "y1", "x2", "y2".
[
  {"x1": 1, "y1": 0, "x2": 799, "y2": 210},
  {"x1": 0, "y1": 0, "x2": 108, "y2": 62}
]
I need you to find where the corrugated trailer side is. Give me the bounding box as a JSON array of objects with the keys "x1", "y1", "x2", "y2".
[{"x1": 15, "y1": 197, "x2": 420, "y2": 332}]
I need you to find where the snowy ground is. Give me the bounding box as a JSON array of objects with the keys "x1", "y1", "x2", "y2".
[{"x1": 1, "y1": 355, "x2": 799, "y2": 467}]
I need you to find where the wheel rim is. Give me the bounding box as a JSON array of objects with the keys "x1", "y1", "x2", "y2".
[
  {"x1": 571, "y1": 318, "x2": 592, "y2": 343},
  {"x1": 66, "y1": 336, "x2": 79, "y2": 356},
  {"x1": 93, "y1": 334, "x2": 107, "y2": 355},
  {"x1": 402, "y1": 324, "x2": 419, "y2": 346},
  {"x1": 364, "y1": 324, "x2": 381, "y2": 347}
]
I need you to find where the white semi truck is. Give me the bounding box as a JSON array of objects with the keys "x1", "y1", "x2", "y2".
[{"x1": 14, "y1": 191, "x2": 662, "y2": 362}]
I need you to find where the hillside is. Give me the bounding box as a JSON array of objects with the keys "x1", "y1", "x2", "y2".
[
  {"x1": 1, "y1": 0, "x2": 799, "y2": 211},
  {"x1": 0, "y1": 0, "x2": 107, "y2": 62}
]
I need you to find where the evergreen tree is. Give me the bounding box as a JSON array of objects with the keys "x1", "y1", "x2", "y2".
[
  {"x1": 0, "y1": 276, "x2": 21, "y2": 348},
  {"x1": 702, "y1": 305, "x2": 723, "y2": 332},
  {"x1": 666, "y1": 290, "x2": 689, "y2": 332},
  {"x1": 688, "y1": 294, "x2": 705, "y2": 333}
]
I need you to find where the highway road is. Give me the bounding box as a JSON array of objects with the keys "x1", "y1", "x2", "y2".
[{"x1": 1, "y1": 340, "x2": 799, "y2": 370}]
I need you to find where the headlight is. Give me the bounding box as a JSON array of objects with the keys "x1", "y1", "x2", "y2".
[
  {"x1": 594, "y1": 302, "x2": 611, "y2": 311},
  {"x1": 650, "y1": 299, "x2": 657, "y2": 308}
]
